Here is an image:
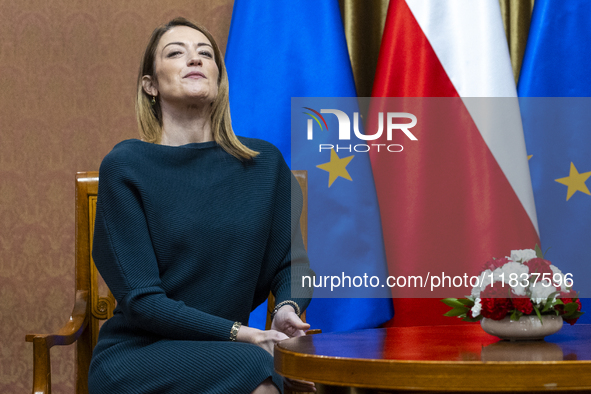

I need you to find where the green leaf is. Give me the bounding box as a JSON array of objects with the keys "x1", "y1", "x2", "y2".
[
  {"x1": 541, "y1": 291, "x2": 560, "y2": 312},
  {"x1": 543, "y1": 246, "x2": 552, "y2": 258},
  {"x1": 510, "y1": 309, "x2": 523, "y2": 321},
  {"x1": 456, "y1": 298, "x2": 474, "y2": 307},
  {"x1": 441, "y1": 298, "x2": 466, "y2": 308},
  {"x1": 533, "y1": 305, "x2": 543, "y2": 324},
  {"x1": 543, "y1": 299, "x2": 561, "y2": 313},
  {"x1": 570, "y1": 311, "x2": 585, "y2": 319},
  {"x1": 534, "y1": 244, "x2": 544, "y2": 259},
  {"x1": 444, "y1": 307, "x2": 468, "y2": 317},
  {"x1": 563, "y1": 310, "x2": 584, "y2": 320},
  {"x1": 564, "y1": 303, "x2": 578, "y2": 314},
  {"x1": 462, "y1": 315, "x2": 484, "y2": 323},
  {"x1": 542, "y1": 293, "x2": 560, "y2": 312}
]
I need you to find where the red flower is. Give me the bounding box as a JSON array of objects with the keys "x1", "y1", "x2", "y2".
[
  {"x1": 556, "y1": 291, "x2": 576, "y2": 313},
  {"x1": 511, "y1": 297, "x2": 534, "y2": 315},
  {"x1": 564, "y1": 299, "x2": 582, "y2": 325},
  {"x1": 557, "y1": 290, "x2": 582, "y2": 325},
  {"x1": 523, "y1": 257, "x2": 553, "y2": 276},
  {"x1": 483, "y1": 257, "x2": 509, "y2": 271},
  {"x1": 480, "y1": 284, "x2": 512, "y2": 320},
  {"x1": 560, "y1": 289, "x2": 578, "y2": 299}
]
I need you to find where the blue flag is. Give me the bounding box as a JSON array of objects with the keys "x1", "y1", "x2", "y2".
[
  {"x1": 225, "y1": 0, "x2": 394, "y2": 332},
  {"x1": 518, "y1": 0, "x2": 591, "y2": 322}
]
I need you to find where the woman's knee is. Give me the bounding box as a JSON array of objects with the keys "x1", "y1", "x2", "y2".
[{"x1": 251, "y1": 377, "x2": 280, "y2": 394}]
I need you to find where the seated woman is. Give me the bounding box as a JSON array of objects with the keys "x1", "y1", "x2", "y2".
[{"x1": 88, "y1": 17, "x2": 314, "y2": 394}]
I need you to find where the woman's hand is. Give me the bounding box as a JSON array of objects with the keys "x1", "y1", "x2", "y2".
[
  {"x1": 271, "y1": 305, "x2": 310, "y2": 338},
  {"x1": 272, "y1": 306, "x2": 317, "y2": 392},
  {"x1": 235, "y1": 325, "x2": 288, "y2": 355},
  {"x1": 236, "y1": 310, "x2": 315, "y2": 392},
  {"x1": 284, "y1": 377, "x2": 317, "y2": 392}
]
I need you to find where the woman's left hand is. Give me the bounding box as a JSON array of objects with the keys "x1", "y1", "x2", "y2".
[{"x1": 271, "y1": 305, "x2": 310, "y2": 338}]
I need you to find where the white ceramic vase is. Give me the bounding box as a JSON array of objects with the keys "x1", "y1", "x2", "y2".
[{"x1": 480, "y1": 315, "x2": 563, "y2": 341}]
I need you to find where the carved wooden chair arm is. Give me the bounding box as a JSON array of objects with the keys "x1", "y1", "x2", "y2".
[{"x1": 25, "y1": 290, "x2": 89, "y2": 394}]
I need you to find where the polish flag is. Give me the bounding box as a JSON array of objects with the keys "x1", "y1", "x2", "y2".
[{"x1": 371, "y1": 0, "x2": 540, "y2": 326}]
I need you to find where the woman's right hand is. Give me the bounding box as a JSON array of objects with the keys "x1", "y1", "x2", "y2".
[
  {"x1": 235, "y1": 325, "x2": 288, "y2": 355},
  {"x1": 236, "y1": 325, "x2": 316, "y2": 392}
]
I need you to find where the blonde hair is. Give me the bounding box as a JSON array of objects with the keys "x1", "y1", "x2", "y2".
[{"x1": 136, "y1": 17, "x2": 258, "y2": 160}]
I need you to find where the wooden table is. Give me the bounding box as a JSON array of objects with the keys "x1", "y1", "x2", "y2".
[{"x1": 275, "y1": 324, "x2": 591, "y2": 393}]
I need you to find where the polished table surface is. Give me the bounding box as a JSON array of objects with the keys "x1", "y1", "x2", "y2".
[{"x1": 274, "y1": 324, "x2": 591, "y2": 392}]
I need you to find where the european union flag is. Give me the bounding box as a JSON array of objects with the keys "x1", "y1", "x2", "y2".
[
  {"x1": 518, "y1": 0, "x2": 591, "y2": 320},
  {"x1": 225, "y1": 0, "x2": 394, "y2": 332}
]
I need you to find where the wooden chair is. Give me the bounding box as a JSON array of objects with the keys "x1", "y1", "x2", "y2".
[{"x1": 26, "y1": 170, "x2": 310, "y2": 394}]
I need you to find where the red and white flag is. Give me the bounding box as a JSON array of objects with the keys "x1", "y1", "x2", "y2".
[{"x1": 371, "y1": 0, "x2": 540, "y2": 326}]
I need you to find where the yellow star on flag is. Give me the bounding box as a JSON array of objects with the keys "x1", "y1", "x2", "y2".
[
  {"x1": 555, "y1": 162, "x2": 591, "y2": 201},
  {"x1": 317, "y1": 149, "x2": 354, "y2": 187}
]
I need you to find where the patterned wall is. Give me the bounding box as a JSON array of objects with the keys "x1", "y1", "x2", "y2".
[{"x1": 0, "y1": 1, "x2": 234, "y2": 392}]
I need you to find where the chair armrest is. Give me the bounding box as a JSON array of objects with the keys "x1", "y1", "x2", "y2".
[
  {"x1": 25, "y1": 290, "x2": 89, "y2": 394},
  {"x1": 26, "y1": 290, "x2": 89, "y2": 347}
]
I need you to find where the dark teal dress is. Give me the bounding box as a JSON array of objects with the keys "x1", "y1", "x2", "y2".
[{"x1": 88, "y1": 138, "x2": 312, "y2": 394}]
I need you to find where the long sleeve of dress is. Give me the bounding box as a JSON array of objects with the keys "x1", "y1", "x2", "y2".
[
  {"x1": 93, "y1": 152, "x2": 235, "y2": 341},
  {"x1": 269, "y1": 168, "x2": 314, "y2": 311}
]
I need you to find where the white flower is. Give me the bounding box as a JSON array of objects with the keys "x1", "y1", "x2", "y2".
[
  {"x1": 511, "y1": 283, "x2": 528, "y2": 297},
  {"x1": 550, "y1": 265, "x2": 568, "y2": 292},
  {"x1": 505, "y1": 260, "x2": 529, "y2": 275},
  {"x1": 509, "y1": 249, "x2": 537, "y2": 263},
  {"x1": 550, "y1": 264, "x2": 562, "y2": 275},
  {"x1": 471, "y1": 298, "x2": 482, "y2": 317},
  {"x1": 490, "y1": 262, "x2": 529, "y2": 296},
  {"x1": 471, "y1": 269, "x2": 493, "y2": 299},
  {"x1": 530, "y1": 281, "x2": 557, "y2": 305}
]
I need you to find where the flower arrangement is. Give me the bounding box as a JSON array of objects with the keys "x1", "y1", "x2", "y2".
[{"x1": 442, "y1": 246, "x2": 583, "y2": 325}]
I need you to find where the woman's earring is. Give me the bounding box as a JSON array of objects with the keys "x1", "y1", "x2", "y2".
[{"x1": 151, "y1": 96, "x2": 156, "y2": 105}]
